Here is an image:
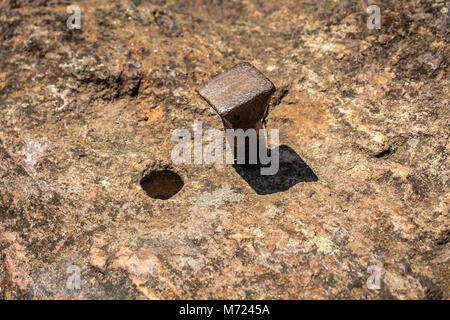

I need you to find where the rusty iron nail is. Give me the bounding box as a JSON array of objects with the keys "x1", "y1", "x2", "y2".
[{"x1": 196, "y1": 62, "x2": 276, "y2": 132}]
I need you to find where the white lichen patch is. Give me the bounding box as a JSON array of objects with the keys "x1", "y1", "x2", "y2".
[
  {"x1": 313, "y1": 236, "x2": 337, "y2": 256},
  {"x1": 176, "y1": 256, "x2": 205, "y2": 271},
  {"x1": 48, "y1": 85, "x2": 71, "y2": 111},
  {"x1": 190, "y1": 185, "x2": 245, "y2": 208},
  {"x1": 18, "y1": 138, "x2": 54, "y2": 173}
]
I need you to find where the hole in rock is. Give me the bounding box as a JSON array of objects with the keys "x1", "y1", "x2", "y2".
[{"x1": 140, "y1": 170, "x2": 184, "y2": 200}]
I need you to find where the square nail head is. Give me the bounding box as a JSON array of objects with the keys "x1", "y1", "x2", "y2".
[{"x1": 196, "y1": 62, "x2": 276, "y2": 118}]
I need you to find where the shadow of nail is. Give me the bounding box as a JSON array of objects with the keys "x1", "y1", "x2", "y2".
[{"x1": 233, "y1": 145, "x2": 318, "y2": 195}]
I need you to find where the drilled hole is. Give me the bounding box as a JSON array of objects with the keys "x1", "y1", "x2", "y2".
[{"x1": 140, "y1": 170, "x2": 184, "y2": 200}]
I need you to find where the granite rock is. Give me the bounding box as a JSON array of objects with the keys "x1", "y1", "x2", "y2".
[{"x1": 0, "y1": 0, "x2": 448, "y2": 299}]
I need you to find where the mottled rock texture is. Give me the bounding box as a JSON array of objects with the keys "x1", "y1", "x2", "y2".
[{"x1": 0, "y1": 0, "x2": 448, "y2": 299}]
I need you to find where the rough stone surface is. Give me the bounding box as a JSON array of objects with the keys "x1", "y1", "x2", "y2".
[{"x1": 0, "y1": 0, "x2": 448, "y2": 299}]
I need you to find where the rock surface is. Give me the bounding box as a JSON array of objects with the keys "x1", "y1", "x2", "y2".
[{"x1": 0, "y1": 0, "x2": 448, "y2": 299}]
